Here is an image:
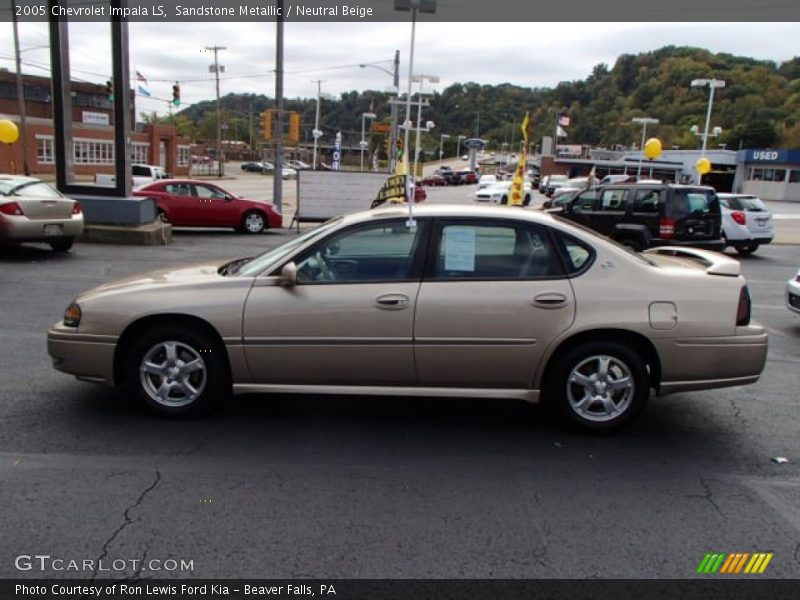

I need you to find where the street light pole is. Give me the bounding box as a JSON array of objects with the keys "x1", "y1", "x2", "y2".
[
  {"x1": 456, "y1": 134, "x2": 466, "y2": 159},
  {"x1": 439, "y1": 133, "x2": 450, "y2": 161},
  {"x1": 360, "y1": 112, "x2": 377, "y2": 171},
  {"x1": 311, "y1": 79, "x2": 324, "y2": 170},
  {"x1": 11, "y1": 7, "x2": 29, "y2": 175},
  {"x1": 273, "y1": 1, "x2": 285, "y2": 213},
  {"x1": 691, "y1": 78, "x2": 725, "y2": 183},
  {"x1": 632, "y1": 117, "x2": 659, "y2": 179}
]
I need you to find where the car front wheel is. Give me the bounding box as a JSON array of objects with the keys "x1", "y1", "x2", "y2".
[
  {"x1": 550, "y1": 342, "x2": 649, "y2": 431},
  {"x1": 241, "y1": 211, "x2": 266, "y2": 234},
  {"x1": 125, "y1": 326, "x2": 229, "y2": 416}
]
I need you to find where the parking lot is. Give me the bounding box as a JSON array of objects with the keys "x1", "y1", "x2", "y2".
[{"x1": 1, "y1": 174, "x2": 799, "y2": 580}]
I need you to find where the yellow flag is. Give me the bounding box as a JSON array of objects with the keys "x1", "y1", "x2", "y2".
[
  {"x1": 372, "y1": 151, "x2": 409, "y2": 208},
  {"x1": 509, "y1": 111, "x2": 531, "y2": 207}
]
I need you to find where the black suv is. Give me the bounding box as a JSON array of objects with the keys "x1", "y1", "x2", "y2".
[{"x1": 558, "y1": 183, "x2": 723, "y2": 252}]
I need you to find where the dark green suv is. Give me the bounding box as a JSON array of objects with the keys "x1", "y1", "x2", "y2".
[{"x1": 559, "y1": 183, "x2": 724, "y2": 252}]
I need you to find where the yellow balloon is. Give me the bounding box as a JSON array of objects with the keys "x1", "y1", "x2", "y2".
[
  {"x1": 0, "y1": 119, "x2": 19, "y2": 144},
  {"x1": 643, "y1": 137, "x2": 662, "y2": 160},
  {"x1": 696, "y1": 157, "x2": 711, "y2": 175}
]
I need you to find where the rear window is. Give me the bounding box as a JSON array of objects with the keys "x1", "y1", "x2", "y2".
[
  {"x1": 132, "y1": 166, "x2": 150, "y2": 177},
  {"x1": 10, "y1": 181, "x2": 63, "y2": 198},
  {"x1": 668, "y1": 189, "x2": 718, "y2": 218},
  {"x1": 722, "y1": 196, "x2": 766, "y2": 211}
]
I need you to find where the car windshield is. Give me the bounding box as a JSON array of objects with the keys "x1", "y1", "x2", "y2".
[
  {"x1": 9, "y1": 181, "x2": 63, "y2": 198},
  {"x1": 550, "y1": 175, "x2": 568, "y2": 183},
  {"x1": 567, "y1": 178, "x2": 588, "y2": 187},
  {"x1": 234, "y1": 217, "x2": 344, "y2": 276}
]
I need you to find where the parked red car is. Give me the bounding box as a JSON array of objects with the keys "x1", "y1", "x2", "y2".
[
  {"x1": 134, "y1": 179, "x2": 282, "y2": 233},
  {"x1": 420, "y1": 173, "x2": 448, "y2": 187},
  {"x1": 414, "y1": 182, "x2": 427, "y2": 202}
]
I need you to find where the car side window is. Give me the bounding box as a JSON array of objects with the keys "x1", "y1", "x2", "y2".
[
  {"x1": 164, "y1": 183, "x2": 192, "y2": 197},
  {"x1": 552, "y1": 230, "x2": 595, "y2": 275},
  {"x1": 432, "y1": 221, "x2": 563, "y2": 280},
  {"x1": 571, "y1": 191, "x2": 597, "y2": 213},
  {"x1": 633, "y1": 189, "x2": 661, "y2": 213},
  {"x1": 194, "y1": 185, "x2": 227, "y2": 199},
  {"x1": 600, "y1": 189, "x2": 629, "y2": 211},
  {"x1": 294, "y1": 220, "x2": 427, "y2": 283}
]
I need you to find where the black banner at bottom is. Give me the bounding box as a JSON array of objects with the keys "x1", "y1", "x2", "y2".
[{"x1": 3, "y1": 579, "x2": 800, "y2": 600}]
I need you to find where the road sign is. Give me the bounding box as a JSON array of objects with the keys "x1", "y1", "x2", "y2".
[{"x1": 463, "y1": 138, "x2": 487, "y2": 150}]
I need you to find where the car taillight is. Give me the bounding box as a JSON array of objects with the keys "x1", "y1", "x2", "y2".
[
  {"x1": 736, "y1": 286, "x2": 751, "y2": 326},
  {"x1": 71, "y1": 201, "x2": 82, "y2": 215},
  {"x1": 731, "y1": 211, "x2": 746, "y2": 225},
  {"x1": 659, "y1": 217, "x2": 675, "y2": 239},
  {"x1": 0, "y1": 201, "x2": 24, "y2": 216}
]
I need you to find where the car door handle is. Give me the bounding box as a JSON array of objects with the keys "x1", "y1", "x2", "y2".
[
  {"x1": 375, "y1": 293, "x2": 410, "y2": 310},
  {"x1": 532, "y1": 292, "x2": 568, "y2": 309}
]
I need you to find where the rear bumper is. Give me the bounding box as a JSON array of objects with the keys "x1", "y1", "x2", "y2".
[
  {"x1": 1, "y1": 215, "x2": 84, "y2": 242},
  {"x1": 47, "y1": 323, "x2": 116, "y2": 385},
  {"x1": 655, "y1": 325, "x2": 768, "y2": 396}
]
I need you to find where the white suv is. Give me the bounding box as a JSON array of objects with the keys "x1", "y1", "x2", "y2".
[{"x1": 717, "y1": 193, "x2": 774, "y2": 255}]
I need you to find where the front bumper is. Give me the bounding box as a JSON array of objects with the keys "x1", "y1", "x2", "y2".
[
  {"x1": 47, "y1": 322, "x2": 117, "y2": 385},
  {"x1": 787, "y1": 280, "x2": 800, "y2": 315},
  {"x1": 654, "y1": 324, "x2": 768, "y2": 395}
]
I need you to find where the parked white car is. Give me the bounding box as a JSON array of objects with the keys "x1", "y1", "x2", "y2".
[
  {"x1": 477, "y1": 175, "x2": 498, "y2": 190},
  {"x1": 474, "y1": 180, "x2": 532, "y2": 206},
  {"x1": 717, "y1": 193, "x2": 774, "y2": 255},
  {"x1": 787, "y1": 269, "x2": 800, "y2": 315},
  {"x1": 95, "y1": 164, "x2": 169, "y2": 189}
]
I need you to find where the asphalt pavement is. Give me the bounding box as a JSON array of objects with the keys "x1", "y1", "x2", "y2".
[{"x1": 1, "y1": 198, "x2": 799, "y2": 581}]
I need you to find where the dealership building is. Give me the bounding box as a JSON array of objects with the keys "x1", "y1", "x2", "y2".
[{"x1": 0, "y1": 71, "x2": 191, "y2": 178}]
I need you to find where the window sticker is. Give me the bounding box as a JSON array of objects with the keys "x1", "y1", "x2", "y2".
[{"x1": 444, "y1": 227, "x2": 476, "y2": 272}]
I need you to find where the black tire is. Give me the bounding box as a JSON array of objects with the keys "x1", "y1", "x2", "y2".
[
  {"x1": 124, "y1": 325, "x2": 229, "y2": 417},
  {"x1": 735, "y1": 243, "x2": 758, "y2": 255},
  {"x1": 548, "y1": 341, "x2": 649, "y2": 431},
  {"x1": 500, "y1": 196, "x2": 508, "y2": 205},
  {"x1": 523, "y1": 194, "x2": 532, "y2": 207},
  {"x1": 49, "y1": 239, "x2": 74, "y2": 252},
  {"x1": 241, "y1": 210, "x2": 267, "y2": 234}
]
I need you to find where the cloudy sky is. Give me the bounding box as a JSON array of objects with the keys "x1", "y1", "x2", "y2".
[{"x1": 1, "y1": 21, "x2": 798, "y2": 116}]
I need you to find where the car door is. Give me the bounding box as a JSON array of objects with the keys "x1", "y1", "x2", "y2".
[
  {"x1": 594, "y1": 188, "x2": 630, "y2": 237},
  {"x1": 242, "y1": 218, "x2": 429, "y2": 385},
  {"x1": 564, "y1": 190, "x2": 597, "y2": 227},
  {"x1": 414, "y1": 218, "x2": 576, "y2": 388},
  {"x1": 159, "y1": 182, "x2": 196, "y2": 225},
  {"x1": 193, "y1": 183, "x2": 238, "y2": 227}
]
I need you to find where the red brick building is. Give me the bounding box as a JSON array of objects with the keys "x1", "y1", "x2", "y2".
[{"x1": 0, "y1": 71, "x2": 191, "y2": 178}]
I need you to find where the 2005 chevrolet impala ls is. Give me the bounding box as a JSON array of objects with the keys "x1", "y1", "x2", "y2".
[{"x1": 48, "y1": 204, "x2": 767, "y2": 430}]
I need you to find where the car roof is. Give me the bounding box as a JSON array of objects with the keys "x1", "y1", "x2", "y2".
[{"x1": 350, "y1": 203, "x2": 558, "y2": 226}]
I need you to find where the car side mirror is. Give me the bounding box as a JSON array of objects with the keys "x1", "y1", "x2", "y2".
[{"x1": 280, "y1": 262, "x2": 297, "y2": 286}]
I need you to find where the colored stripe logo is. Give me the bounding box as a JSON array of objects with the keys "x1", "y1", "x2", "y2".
[{"x1": 697, "y1": 552, "x2": 773, "y2": 574}]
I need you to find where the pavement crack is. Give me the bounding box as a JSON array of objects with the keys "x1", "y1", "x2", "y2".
[
  {"x1": 89, "y1": 470, "x2": 162, "y2": 582},
  {"x1": 686, "y1": 477, "x2": 725, "y2": 518}
]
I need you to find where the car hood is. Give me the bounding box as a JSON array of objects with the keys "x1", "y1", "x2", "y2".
[{"x1": 77, "y1": 262, "x2": 234, "y2": 302}]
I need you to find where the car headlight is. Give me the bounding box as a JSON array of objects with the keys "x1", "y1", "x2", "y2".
[{"x1": 63, "y1": 302, "x2": 81, "y2": 327}]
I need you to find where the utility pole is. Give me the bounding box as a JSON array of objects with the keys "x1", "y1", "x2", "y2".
[
  {"x1": 273, "y1": 0, "x2": 284, "y2": 213},
  {"x1": 248, "y1": 100, "x2": 253, "y2": 160},
  {"x1": 11, "y1": 7, "x2": 29, "y2": 175},
  {"x1": 204, "y1": 45, "x2": 226, "y2": 178},
  {"x1": 389, "y1": 49, "x2": 400, "y2": 172}
]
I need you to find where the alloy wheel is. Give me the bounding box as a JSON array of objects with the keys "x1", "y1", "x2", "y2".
[
  {"x1": 566, "y1": 354, "x2": 634, "y2": 423},
  {"x1": 139, "y1": 341, "x2": 207, "y2": 408}
]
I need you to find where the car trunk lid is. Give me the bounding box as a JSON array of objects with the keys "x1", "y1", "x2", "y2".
[
  {"x1": 643, "y1": 246, "x2": 741, "y2": 277},
  {"x1": 16, "y1": 197, "x2": 75, "y2": 220}
]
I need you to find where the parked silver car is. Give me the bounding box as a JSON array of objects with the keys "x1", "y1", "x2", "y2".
[
  {"x1": 1, "y1": 175, "x2": 84, "y2": 252},
  {"x1": 48, "y1": 204, "x2": 767, "y2": 430}
]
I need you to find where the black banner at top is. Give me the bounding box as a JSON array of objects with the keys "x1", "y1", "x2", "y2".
[{"x1": 4, "y1": 0, "x2": 800, "y2": 22}]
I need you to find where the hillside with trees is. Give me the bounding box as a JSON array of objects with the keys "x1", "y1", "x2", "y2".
[{"x1": 149, "y1": 46, "x2": 800, "y2": 158}]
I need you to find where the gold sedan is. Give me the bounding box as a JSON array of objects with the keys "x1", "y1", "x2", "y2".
[
  {"x1": 1, "y1": 175, "x2": 84, "y2": 252},
  {"x1": 47, "y1": 204, "x2": 767, "y2": 430}
]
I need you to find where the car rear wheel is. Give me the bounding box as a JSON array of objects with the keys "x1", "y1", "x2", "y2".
[
  {"x1": 550, "y1": 342, "x2": 649, "y2": 431},
  {"x1": 242, "y1": 211, "x2": 266, "y2": 234},
  {"x1": 618, "y1": 236, "x2": 643, "y2": 252},
  {"x1": 49, "y1": 239, "x2": 74, "y2": 252},
  {"x1": 500, "y1": 196, "x2": 508, "y2": 205},
  {"x1": 735, "y1": 243, "x2": 758, "y2": 255},
  {"x1": 124, "y1": 326, "x2": 229, "y2": 416}
]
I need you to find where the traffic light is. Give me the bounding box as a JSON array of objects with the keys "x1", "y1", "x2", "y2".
[
  {"x1": 288, "y1": 112, "x2": 300, "y2": 144},
  {"x1": 104, "y1": 80, "x2": 114, "y2": 101},
  {"x1": 262, "y1": 110, "x2": 273, "y2": 141},
  {"x1": 172, "y1": 82, "x2": 180, "y2": 107}
]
